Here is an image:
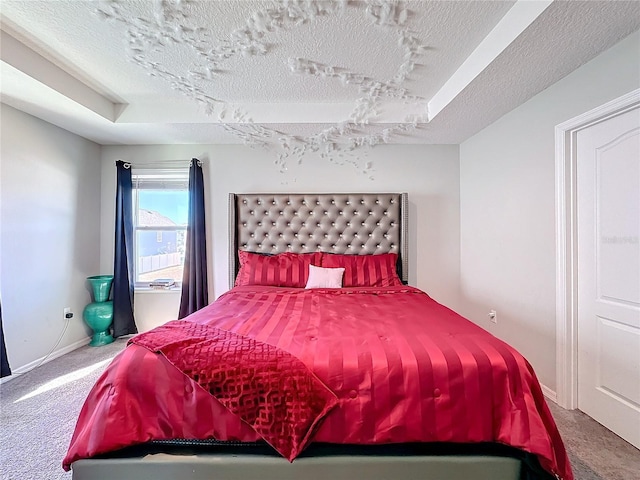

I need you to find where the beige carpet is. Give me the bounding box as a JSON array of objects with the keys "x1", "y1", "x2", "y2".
[
  {"x1": 547, "y1": 401, "x2": 640, "y2": 480},
  {"x1": 0, "y1": 339, "x2": 127, "y2": 480},
  {"x1": 1, "y1": 339, "x2": 638, "y2": 479}
]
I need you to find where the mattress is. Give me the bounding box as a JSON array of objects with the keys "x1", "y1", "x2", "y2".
[{"x1": 64, "y1": 285, "x2": 572, "y2": 480}]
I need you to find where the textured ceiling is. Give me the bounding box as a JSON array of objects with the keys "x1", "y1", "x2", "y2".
[{"x1": 1, "y1": 0, "x2": 639, "y2": 158}]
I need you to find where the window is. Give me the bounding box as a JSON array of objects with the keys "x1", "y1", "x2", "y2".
[{"x1": 132, "y1": 169, "x2": 189, "y2": 288}]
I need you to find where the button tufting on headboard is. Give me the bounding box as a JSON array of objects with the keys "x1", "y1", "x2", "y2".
[{"x1": 229, "y1": 193, "x2": 409, "y2": 288}]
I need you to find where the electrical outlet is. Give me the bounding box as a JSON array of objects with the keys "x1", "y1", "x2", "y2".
[
  {"x1": 488, "y1": 309, "x2": 497, "y2": 324},
  {"x1": 63, "y1": 307, "x2": 73, "y2": 320}
]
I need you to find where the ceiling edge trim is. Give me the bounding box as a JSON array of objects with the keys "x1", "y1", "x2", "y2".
[
  {"x1": 115, "y1": 101, "x2": 429, "y2": 124},
  {"x1": 0, "y1": 30, "x2": 122, "y2": 122},
  {"x1": 428, "y1": 0, "x2": 554, "y2": 121}
]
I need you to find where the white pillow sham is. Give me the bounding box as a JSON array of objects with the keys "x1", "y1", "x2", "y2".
[{"x1": 305, "y1": 264, "x2": 345, "y2": 289}]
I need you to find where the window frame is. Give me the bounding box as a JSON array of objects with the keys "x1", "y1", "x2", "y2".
[{"x1": 131, "y1": 168, "x2": 189, "y2": 290}]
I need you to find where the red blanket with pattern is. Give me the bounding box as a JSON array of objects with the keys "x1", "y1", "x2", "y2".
[
  {"x1": 63, "y1": 285, "x2": 572, "y2": 480},
  {"x1": 130, "y1": 321, "x2": 338, "y2": 460}
]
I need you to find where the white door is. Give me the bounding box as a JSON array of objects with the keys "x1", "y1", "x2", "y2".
[{"x1": 577, "y1": 106, "x2": 640, "y2": 448}]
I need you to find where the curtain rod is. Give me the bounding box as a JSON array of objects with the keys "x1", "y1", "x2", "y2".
[{"x1": 119, "y1": 158, "x2": 203, "y2": 168}]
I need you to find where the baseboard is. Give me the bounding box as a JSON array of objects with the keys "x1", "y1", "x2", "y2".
[
  {"x1": 0, "y1": 336, "x2": 90, "y2": 384},
  {"x1": 541, "y1": 383, "x2": 558, "y2": 404}
]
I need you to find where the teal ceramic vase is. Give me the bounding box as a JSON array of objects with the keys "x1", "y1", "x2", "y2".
[{"x1": 83, "y1": 275, "x2": 115, "y2": 347}]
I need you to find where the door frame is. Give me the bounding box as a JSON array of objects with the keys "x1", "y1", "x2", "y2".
[{"x1": 555, "y1": 88, "x2": 640, "y2": 409}]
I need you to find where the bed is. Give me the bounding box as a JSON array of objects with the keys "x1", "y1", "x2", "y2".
[{"x1": 65, "y1": 193, "x2": 572, "y2": 480}]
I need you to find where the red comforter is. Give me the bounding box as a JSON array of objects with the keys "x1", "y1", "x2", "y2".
[{"x1": 64, "y1": 285, "x2": 572, "y2": 480}]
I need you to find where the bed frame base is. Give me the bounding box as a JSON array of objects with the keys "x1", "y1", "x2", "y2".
[{"x1": 72, "y1": 453, "x2": 521, "y2": 480}]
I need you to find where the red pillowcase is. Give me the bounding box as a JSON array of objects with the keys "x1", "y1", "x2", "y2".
[
  {"x1": 235, "y1": 251, "x2": 322, "y2": 288},
  {"x1": 320, "y1": 252, "x2": 403, "y2": 287}
]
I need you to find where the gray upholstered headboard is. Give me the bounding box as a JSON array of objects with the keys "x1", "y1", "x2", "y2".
[{"x1": 229, "y1": 193, "x2": 408, "y2": 288}]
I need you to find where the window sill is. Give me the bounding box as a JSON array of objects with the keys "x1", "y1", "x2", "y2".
[{"x1": 135, "y1": 286, "x2": 181, "y2": 294}]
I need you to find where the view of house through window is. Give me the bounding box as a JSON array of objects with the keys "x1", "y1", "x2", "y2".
[{"x1": 132, "y1": 169, "x2": 189, "y2": 287}]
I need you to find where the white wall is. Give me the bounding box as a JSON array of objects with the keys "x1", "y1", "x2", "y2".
[
  {"x1": 100, "y1": 144, "x2": 461, "y2": 330},
  {"x1": 459, "y1": 31, "x2": 640, "y2": 393},
  {"x1": 1, "y1": 105, "x2": 102, "y2": 372}
]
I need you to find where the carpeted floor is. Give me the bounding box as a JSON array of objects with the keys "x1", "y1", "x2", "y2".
[
  {"x1": 0, "y1": 339, "x2": 127, "y2": 480},
  {"x1": 1, "y1": 339, "x2": 638, "y2": 480},
  {"x1": 546, "y1": 401, "x2": 640, "y2": 480}
]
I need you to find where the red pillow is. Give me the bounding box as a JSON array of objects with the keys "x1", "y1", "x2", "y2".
[
  {"x1": 320, "y1": 253, "x2": 403, "y2": 287},
  {"x1": 235, "y1": 251, "x2": 322, "y2": 288}
]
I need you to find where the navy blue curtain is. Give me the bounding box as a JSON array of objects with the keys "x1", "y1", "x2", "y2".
[
  {"x1": 0, "y1": 301, "x2": 10, "y2": 378},
  {"x1": 179, "y1": 158, "x2": 208, "y2": 318},
  {"x1": 113, "y1": 160, "x2": 137, "y2": 337}
]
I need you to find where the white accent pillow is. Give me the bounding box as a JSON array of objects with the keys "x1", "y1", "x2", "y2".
[{"x1": 305, "y1": 264, "x2": 345, "y2": 289}]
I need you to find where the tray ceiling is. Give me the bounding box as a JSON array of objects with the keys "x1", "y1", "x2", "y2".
[{"x1": 1, "y1": 0, "x2": 639, "y2": 155}]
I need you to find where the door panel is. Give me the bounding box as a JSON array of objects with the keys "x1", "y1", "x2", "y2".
[
  {"x1": 596, "y1": 316, "x2": 640, "y2": 407},
  {"x1": 577, "y1": 106, "x2": 640, "y2": 449},
  {"x1": 596, "y1": 128, "x2": 640, "y2": 305}
]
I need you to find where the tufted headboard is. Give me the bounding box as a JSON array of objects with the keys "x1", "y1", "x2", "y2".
[{"x1": 229, "y1": 193, "x2": 408, "y2": 288}]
